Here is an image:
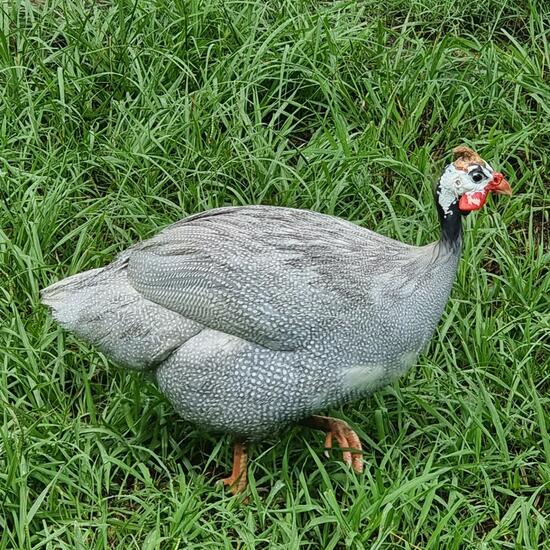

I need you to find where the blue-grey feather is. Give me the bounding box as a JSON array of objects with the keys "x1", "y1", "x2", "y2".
[{"x1": 42, "y1": 205, "x2": 460, "y2": 439}]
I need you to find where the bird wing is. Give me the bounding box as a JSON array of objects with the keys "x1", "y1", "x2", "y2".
[{"x1": 126, "y1": 206, "x2": 409, "y2": 351}]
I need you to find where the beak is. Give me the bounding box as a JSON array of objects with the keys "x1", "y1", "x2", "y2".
[{"x1": 490, "y1": 172, "x2": 512, "y2": 196}]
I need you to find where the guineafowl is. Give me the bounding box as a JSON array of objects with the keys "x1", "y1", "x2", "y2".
[{"x1": 42, "y1": 146, "x2": 511, "y2": 493}]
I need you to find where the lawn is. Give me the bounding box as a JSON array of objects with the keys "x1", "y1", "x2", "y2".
[{"x1": 1, "y1": 0, "x2": 549, "y2": 548}]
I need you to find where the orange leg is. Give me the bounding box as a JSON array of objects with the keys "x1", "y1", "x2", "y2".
[
  {"x1": 302, "y1": 415, "x2": 363, "y2": 473},
  {"x1": 220, "y1": 441, "x2": 248, "y2": 494}
]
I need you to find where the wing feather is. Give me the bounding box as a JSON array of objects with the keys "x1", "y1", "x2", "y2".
[{"x1": 126, "y1": 206, "x2": 413, "y2": 350}]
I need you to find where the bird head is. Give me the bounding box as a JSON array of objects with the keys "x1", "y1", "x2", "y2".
[{"x1": 437, "y1": 146, "x2": 512, "y2": 217}]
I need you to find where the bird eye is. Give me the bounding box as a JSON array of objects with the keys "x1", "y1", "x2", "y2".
[{"x1": 471, "y1": 171, "x2": 484, "y2": 183}]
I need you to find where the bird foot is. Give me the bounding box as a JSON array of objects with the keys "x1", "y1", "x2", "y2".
[
  {"x1": 303, "y1": 415, "x2": 364, "y2": 473},
  {"x1": 218, "y1": 441, "x2": 248, "y2": 495}
]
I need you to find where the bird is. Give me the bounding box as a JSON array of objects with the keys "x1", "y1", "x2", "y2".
[{"x1": 41, "y1": 146, "x2": 512, "y2": 494}]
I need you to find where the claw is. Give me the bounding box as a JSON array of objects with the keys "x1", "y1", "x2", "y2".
[{"x1": 304, "y1": 415, "x2": 364, "y2": 473}]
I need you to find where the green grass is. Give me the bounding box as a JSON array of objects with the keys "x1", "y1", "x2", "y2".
[{"x1": 1, "y1": 0, "x2": 549, "y2": 547}]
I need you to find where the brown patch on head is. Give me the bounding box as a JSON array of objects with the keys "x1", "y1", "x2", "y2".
[{"x1": 453, "y1": 146, "x2": 486, "y2": 171}]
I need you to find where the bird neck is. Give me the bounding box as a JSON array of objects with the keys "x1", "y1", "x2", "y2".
[{"x1": 435, "y1": 190, "x2": 463, "y2": 253}]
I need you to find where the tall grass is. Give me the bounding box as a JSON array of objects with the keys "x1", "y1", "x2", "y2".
[{"x1": 1, "y1": 0, "x2": 548, "y2": 548}]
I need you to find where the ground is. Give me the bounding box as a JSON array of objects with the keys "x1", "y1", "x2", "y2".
[{"x1": 0, "y1": 0, "x2": 549, "y2": 548}]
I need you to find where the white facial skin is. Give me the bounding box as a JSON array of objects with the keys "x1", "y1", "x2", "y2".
[{"x1": 437, "y1": 162, "x2": 494, "y2": 216}]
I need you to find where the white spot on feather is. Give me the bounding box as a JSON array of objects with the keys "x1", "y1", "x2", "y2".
[
  {"x1": 342, "y1": 351, "x2": 420, "y2": 393},
  {"x1": 342, "y1": 364, "x2": 386, "y2": 393},
  {"x1": 395, "y1": 351, "x2": 419, "y2": 376}
]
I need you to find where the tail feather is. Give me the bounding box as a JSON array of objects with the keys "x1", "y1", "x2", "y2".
[
  {"x1": 42, "y1": 259, "x2": 202, "y2": 370},
  {"x1": 41, "y1": 266, "x2": 109, "y2": 326}
]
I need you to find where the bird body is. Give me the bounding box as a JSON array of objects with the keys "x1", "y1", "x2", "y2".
[
  {"x1": 43, "y1": 206, "x2": 459, "y2": 438},
  {"x1": 42, "y1": 146, "x2": 511, "y2": 491}
]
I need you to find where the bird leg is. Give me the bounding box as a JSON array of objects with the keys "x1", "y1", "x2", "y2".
[
  {"x1": 301, "y1": 415, "x2": 363, "y2": 473},
  {"x1": 220, "y1": 441, "x2": 248, "y2": 494}
]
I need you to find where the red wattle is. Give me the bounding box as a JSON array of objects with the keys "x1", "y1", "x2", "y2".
[{"x1": 458, "y1": 190, "x2": 489, "y2": 211}]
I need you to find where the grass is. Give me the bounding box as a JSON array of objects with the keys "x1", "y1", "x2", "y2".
[{"x1": 0, "y1": 0, "x2": 549, "y2": 547}]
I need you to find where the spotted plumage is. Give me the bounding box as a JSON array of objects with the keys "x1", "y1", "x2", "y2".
[
  {"x1": 42, "y1": 205, "x2": 458, "y2": 436},
  {"x1": 42, "y1": 147, "x2": 511, "y2": 491}
]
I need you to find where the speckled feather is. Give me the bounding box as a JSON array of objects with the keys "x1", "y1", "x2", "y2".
[{"x1": 42, "y1": 205, "x2": 460, "y2": 438}]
